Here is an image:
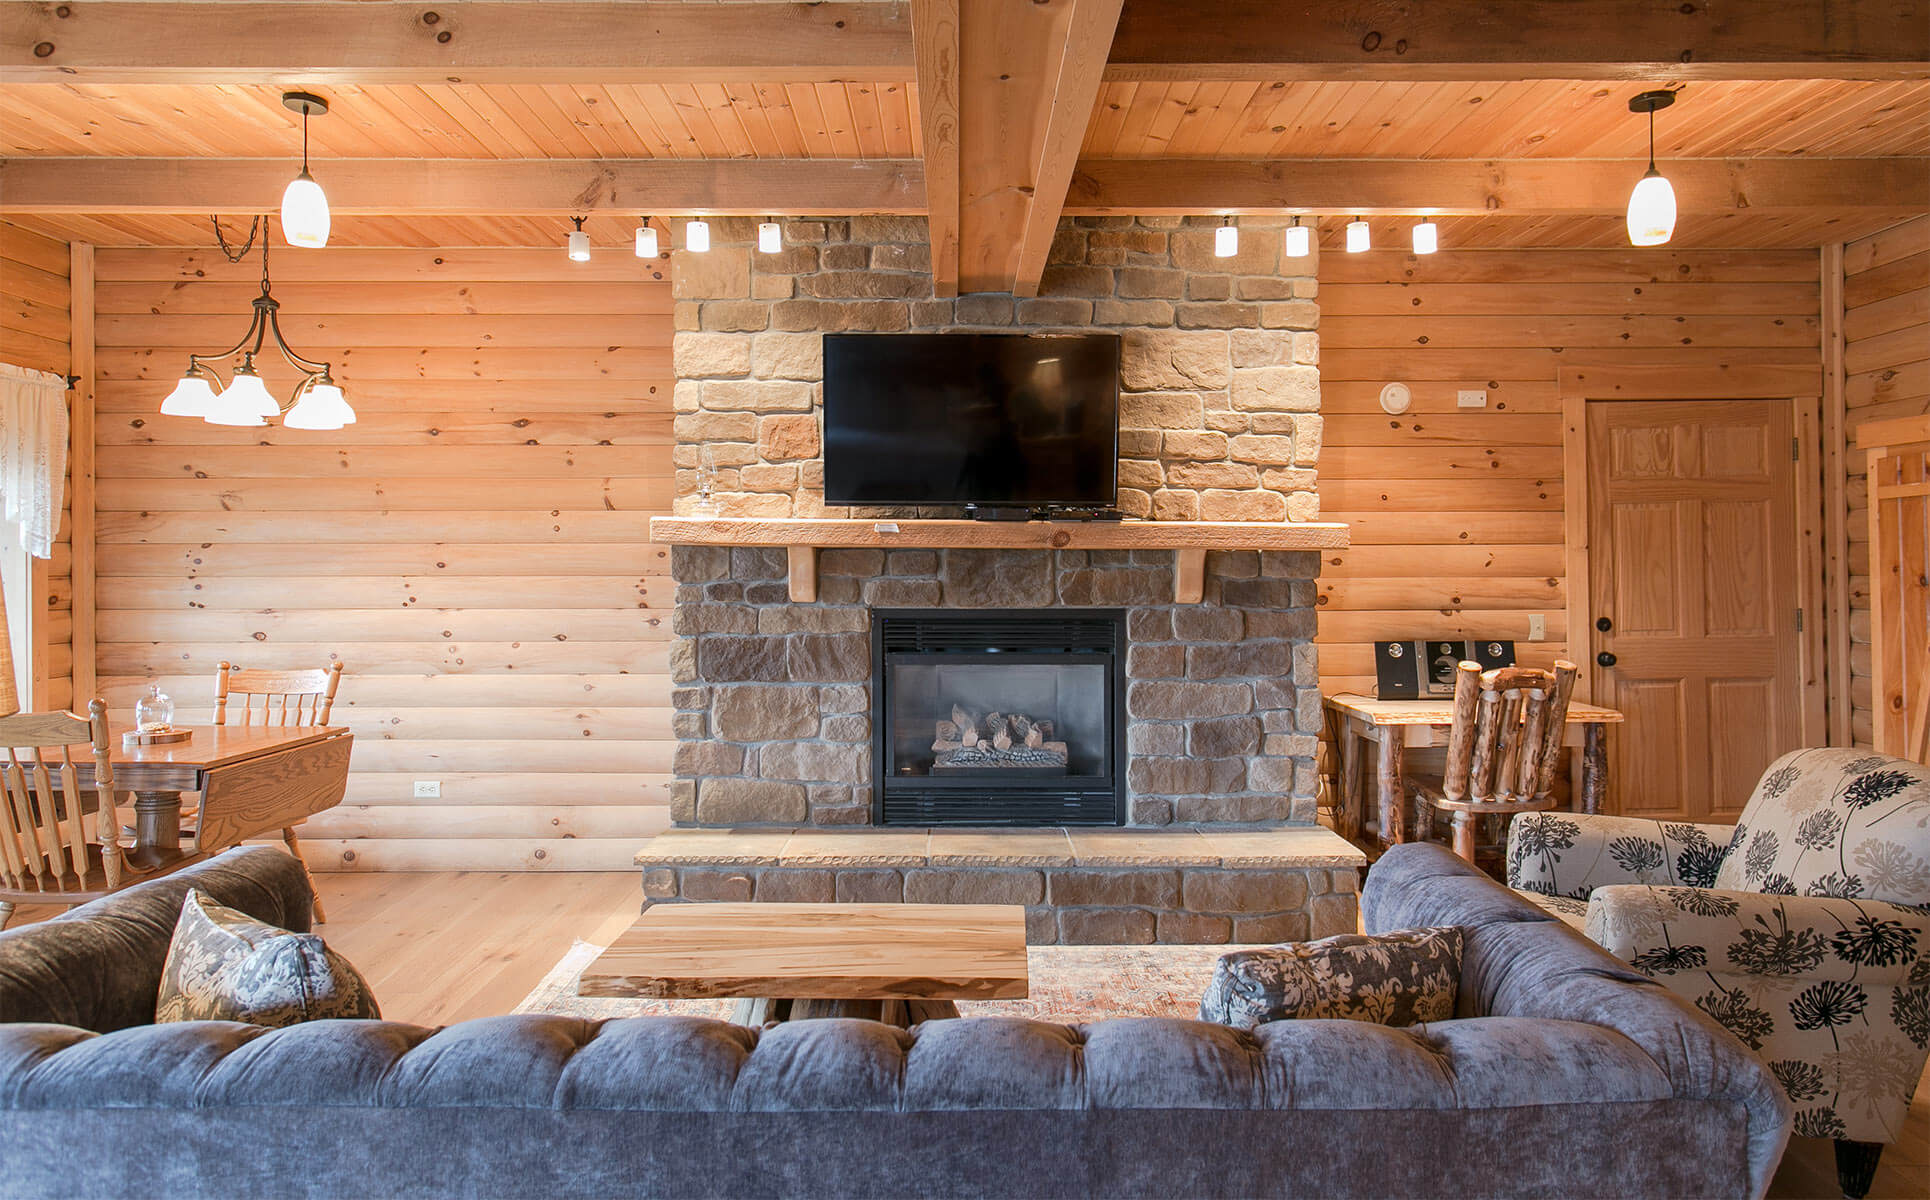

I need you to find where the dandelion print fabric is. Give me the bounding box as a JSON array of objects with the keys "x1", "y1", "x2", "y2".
[{"x1": 1197, "y1": 927, "x2": 1462, "y2": 1031}]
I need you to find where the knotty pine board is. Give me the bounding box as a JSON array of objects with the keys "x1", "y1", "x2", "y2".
[
  {"x1": 1843, "y1": 217, "x2": 1930, "y2": 747},
  {"x1": 93, "y1": 245, "x2": 675, "y2": 870},
  {"x1": 0, "y1": 219, "x2": 74, "y2": 712},
  {"x1": 1316, "y1": 246, "x2": 1823, "y2": 698}
]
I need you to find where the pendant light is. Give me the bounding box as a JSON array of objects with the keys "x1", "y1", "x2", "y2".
[
  {"x1": 278, "y1": 92, "x2": 331, "y2": 249},
  {"x1": 1626, "y1": 89, "x2": 1679, "y2": 247},
  {"x1": 162, "y1": 216, "x2": 354, "y2": 431},
  {"x1": 1411, "y1": 220, "x2": 1439, "y2": 255},
  {"x1": 686, "y1": 219, "x2": 711, "y2": 252},
  {"x1": 635, "y1": 217, "x2": 659, "y2": 258},
  {"x1": 1214, "y1": 216, "x2": 1238, "y2": 257},
  {"x1": 1284, "y1": 217, "x2": 1311, "y2": 259},
  {"x1": 567, "y1": 217, "x2": 591, "y2": 262},
  {"x1": 758, "y1": 218, "x2": 782, "y2": 253},
  {"x1": 1345, "y1": 217, "x2": 1370, "y2": 253}
]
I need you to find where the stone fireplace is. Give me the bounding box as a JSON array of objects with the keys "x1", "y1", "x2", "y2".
[{"x1": 641, "y1": 214, "x2": 1364, "y2": 943}]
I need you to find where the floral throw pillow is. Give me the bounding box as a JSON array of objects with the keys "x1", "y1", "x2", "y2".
[
  {"x1": 1197, "y1": 927, "x2": 1461, "y2": 1030},
  {"x1": 156, "y1": 890, "x2": 380, "y2": 1026}
]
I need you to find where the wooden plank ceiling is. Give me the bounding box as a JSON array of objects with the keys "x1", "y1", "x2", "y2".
[{"x1": 0, "y1": 2, "x2": 1926, "y2": 259}]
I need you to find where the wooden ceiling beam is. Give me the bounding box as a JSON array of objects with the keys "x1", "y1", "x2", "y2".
[
  {"x1": 910, "y1": 0, "x2": 962, "y2": 297},
  {"x1": 0, "y1": 2, "x2": 912, "y2": 84},
  {"x1": 0, "y1": 157, "x2": 927, "y2": 216},
  {"x1": 1107, "y1": 0, "x2": 1930, "y2": 81},
  {"x1": 1064, "y1": 157, "x2": 1930, "y2": 218},
  {"x1": 4, "y1": 156, "x2": 1922, "y2": 221}
]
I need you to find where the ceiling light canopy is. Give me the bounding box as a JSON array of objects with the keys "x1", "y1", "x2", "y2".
[
  {"x1": 278, "y1": 91, "x2": 331, "y2": 249},
  {"x1": 1626, "y1": 89, "x2": 1679, "y2": 247},
  {"x1": 161, "y1": 216, "x2": 354, "y2": 431}
]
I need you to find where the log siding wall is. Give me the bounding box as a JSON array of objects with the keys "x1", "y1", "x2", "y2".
[
  {"x1": 92, "y1": 246, "x2": 676, "y2": 870},
  {"x1": 1317, "y1": 246, "x2": 1823, "y2": 697},
  {"x1": 1844, "y1": 217, "x2": 1930, "y2": 747}
]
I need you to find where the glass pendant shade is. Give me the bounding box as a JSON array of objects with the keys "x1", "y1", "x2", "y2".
[
  {"x1": 161, "y1": 371, "x2": 219, "y2": 417},
  {"x1": 1284, "y1": 221, "x2": 1311, "y2": 258},
  {"x1": 207, "y1": 364, "x2": 276, "y2": 426},
  {"x1": 1626, "y1": 167, "x2": 1677, "y2": 246},
  {"x1": 1346, "y1": 218, "x2": 1371, "y2": 253},
  {"x1": 135, "y1": 683, "x2": 175, "y2": 733},
  {"x1": 635, "y1": 223, "x2": 659, "y2": 257},
  {"x1": 1412, "y1": 221, "x2": 1439, "y2": 255},
  {"x1": 567, "y1": 228, "x2": 591, "y2": 262},
  {"x1": 284, "y1": 381, "x2": 356, "y2": 430},
  {"x1": 758, "y1": 221, "x2": 782, "y2": 253},
  {"x1": 686, "y1": 220, "x2": 710, "y2": 252},
  {"x1": 281, "y1": 171, "x2": 330, "y2": 249},
  {"x1": 1214, "y1": 222, "x2": 1238, "y2": 257}
]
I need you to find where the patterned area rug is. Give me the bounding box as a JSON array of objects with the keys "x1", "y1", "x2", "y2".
[{"x1": 513, "y1": 940, "x2": 1262, "y2": 1023}]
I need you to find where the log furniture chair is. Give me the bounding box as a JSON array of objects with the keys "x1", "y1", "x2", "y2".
[
  {"x1": 1405, "y1": 660, "x2": 1579, "y2": 863},
  {"x1": 0, "y1": 701, "x2": 190, "y2": 930},
  {"x1": 209, "y1": 661, "x2": 344, "y2": 922}
]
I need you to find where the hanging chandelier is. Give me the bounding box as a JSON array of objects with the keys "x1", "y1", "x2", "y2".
[{"x1": 159, "y1": 216, "x2": 355, "y2": 430}]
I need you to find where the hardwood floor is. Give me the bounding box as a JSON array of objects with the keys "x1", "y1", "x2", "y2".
[{"x1": 7, "y1": 868, "x2": 1926, "y2": 1196}]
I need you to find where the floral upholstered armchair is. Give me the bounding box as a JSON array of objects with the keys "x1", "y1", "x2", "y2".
[{"x1": 1506, "y1": 748, "x2": 1930, "y2": 1199}]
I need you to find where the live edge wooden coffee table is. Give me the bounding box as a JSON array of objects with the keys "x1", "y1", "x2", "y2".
[{"x1": 576, "y1": 903, "x2": 1030, "y2": 1027}]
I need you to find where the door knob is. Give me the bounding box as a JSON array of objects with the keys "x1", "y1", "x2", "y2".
[
  {"x1": 1596, "y1": 616, "x2": 1613, "y2": 633},
  {"x1": 1596, "y1": 651, "x2": 1617, "y2": 667}
]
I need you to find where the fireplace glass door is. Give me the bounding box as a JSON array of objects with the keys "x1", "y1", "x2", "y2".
[{"x1": 873, "y1": 609, "x2": 1124, "y2": 826}]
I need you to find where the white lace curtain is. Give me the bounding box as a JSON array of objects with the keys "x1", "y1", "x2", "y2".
[{"x1": 0, "y1": 363, "x2": 69, "y2": 559}]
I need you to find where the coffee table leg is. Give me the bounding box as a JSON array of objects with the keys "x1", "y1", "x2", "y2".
[
  {"x1": 740, "y1": 997, "x2": 961, "y2": 1028},
  {"x1": 130, "y1": 789, "x2": 184, "y2": 870}
]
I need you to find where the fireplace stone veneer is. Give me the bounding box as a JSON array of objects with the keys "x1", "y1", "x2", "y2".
[{"x1": 670, "y1": 545, "x2": 1321, "y2": 828}]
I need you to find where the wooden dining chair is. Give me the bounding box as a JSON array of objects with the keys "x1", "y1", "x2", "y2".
[
  {"x1": 1408, "y1": 660, "x2": 1579, "y2": 864},
  {"x1": 212, "y1": 661, "x2": 344, "y2": 921},
  {"x1": 0, "y1": 701, "x2": 150, "y2": 930}
]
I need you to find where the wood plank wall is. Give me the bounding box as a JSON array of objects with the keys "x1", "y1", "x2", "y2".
[
  {"x1": 92, "y1": 245, "x2": 676, "y2": 870},
  {"x1": 0, "y1": 220, "x2": 75, "y2": 712},
  {"x1": 1317, "y1": 246, "x2": 1822, "y2": 696},
  {"x1": 1843, "y1": 216, "x2": 1930, "y2": 747}
]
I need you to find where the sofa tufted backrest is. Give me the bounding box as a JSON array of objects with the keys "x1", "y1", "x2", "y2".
[{"x1": 1712, "y1": 748, "x2": 1930, "y2": 904}]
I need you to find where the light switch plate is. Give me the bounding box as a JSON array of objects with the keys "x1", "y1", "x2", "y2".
[
  {"x1": 1527, "y1": 613, "x2": 1546, "y2": 641},
  {"x1": 1457, "y1": 388, "x2": 1488, "y2": 408},
  {"x1": 413, "y1": 780, "x2": 442, "y2": 799}
]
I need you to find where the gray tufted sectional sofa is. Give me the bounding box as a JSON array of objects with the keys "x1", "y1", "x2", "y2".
[{"x1": 0, "y1": 844, "x2": 1791, "y2": 1199}]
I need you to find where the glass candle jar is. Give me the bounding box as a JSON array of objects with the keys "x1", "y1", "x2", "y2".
[{"x1": 135, "y1": 683, "x2": 175, "y2": 732}]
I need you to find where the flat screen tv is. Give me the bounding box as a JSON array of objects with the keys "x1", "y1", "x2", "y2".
[{"x1": 823, "y1": 332, "x2": 1120, "y2": 508}]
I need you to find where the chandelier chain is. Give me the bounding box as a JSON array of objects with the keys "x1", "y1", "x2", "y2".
[{"x1": 211, "y1": 215, "x2": 260, "y2": 264}]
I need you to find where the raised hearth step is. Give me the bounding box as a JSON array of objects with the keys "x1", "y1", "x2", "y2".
[{"x1": 634, "y1": 825, "x2": 1365, "y2": 870}]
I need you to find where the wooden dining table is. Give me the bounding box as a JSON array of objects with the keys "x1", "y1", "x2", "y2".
[
  {"x1": 1324, "y1": 694, "x2": 1624, "y2": 849},
  {"x1": 81, "y1": 725, "x2": 354, "y2": 868}
]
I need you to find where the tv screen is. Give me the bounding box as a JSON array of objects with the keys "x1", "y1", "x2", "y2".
[{"x1": 822, "y1": 333, "x2": 1120, "y2": 508}]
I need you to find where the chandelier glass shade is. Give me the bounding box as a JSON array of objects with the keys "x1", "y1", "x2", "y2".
[{"x1": 162, "y1": 217, "x2": 355, "y2": 431}]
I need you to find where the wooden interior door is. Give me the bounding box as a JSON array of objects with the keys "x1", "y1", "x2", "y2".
[{"x1": 1586, "y1": 400, "x2": 1804, "y2": 822}]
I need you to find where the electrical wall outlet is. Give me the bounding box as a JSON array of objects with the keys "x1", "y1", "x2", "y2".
[
  {"x1": 1527, "y1": 613, "x2": 1546, "y2": 641},
  {"x1": 413, "y1": 780, "x2": 442, "y2": 799},
  {"x1": 1457, "y1": 388, "x2": 1488, "y2": 408}
]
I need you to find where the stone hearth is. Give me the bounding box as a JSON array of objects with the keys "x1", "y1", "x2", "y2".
[{"x1": 639, "y1": 826, "x2": 1364, "y2": 945}]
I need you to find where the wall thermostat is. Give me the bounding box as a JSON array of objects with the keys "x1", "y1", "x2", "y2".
[{"x1": 1379, "y1": 382, "x2": 1412, "y2": 414}]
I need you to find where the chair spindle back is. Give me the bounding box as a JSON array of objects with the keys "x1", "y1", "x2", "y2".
[
  {"x1": 0, "y1": 701, "x2": 122, "y2": 898},
  {"x1": 1441, "y1": 661, "x2": 1578, "y2": 805},
  {"x1": 214, "y1": 662, "x2": 344, "y2": 727}
]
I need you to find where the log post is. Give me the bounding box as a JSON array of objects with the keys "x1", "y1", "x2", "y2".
[{"x1": 1376, "y1": 726, "x2": 1405, "y2": 846}]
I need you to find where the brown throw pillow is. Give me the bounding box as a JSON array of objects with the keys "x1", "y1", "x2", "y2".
[
  {"x1": 1198, "y1": 926, "x2": 1462, "y2": 1030},
  {"x1": 156, "y1": 889, "x2": 380, "y2": 1027}
]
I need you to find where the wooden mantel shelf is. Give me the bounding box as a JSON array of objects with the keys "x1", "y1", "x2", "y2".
[{"x1": 649, "y1": 517, "x2": 1351, "y2": 604}]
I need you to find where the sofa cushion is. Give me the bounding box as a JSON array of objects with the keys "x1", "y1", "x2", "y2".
[
  {"x1": 1197, "y1": 927, "x2": 1461, "y2": 1030},
  {"x1": 156, "y1": 891, "x2": 378, "y2": 1027}
]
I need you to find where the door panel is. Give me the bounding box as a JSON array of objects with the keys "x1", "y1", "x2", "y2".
[{"x1": 1587, "y1": 400, "x2": 1804, "y2": 822}]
